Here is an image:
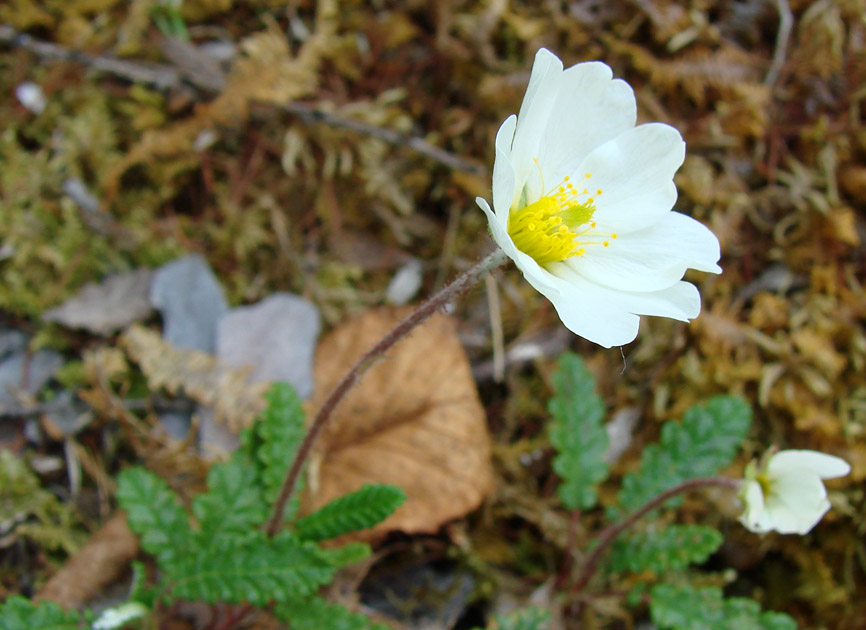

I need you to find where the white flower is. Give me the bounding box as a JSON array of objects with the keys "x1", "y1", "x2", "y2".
[
  {"x1": 92, "y1": 602, "x2": 148, "y2": 630},
  {"x1": 739, "y1": 449, "x2": 850, "y2": 535},
  {"x1": 476, "y1": 48, "x2": 721, "y2": 347}
]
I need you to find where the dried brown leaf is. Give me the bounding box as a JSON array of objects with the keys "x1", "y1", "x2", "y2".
[
  {"x1": 120, "y1": 325, "x2": 268, "y2": 432},
  {"x1": 307, "y1": 307, "x2": 493, "y2": 540},
  {"x1": 35, "y1": 512, "x2": 138, "y2": 608}
]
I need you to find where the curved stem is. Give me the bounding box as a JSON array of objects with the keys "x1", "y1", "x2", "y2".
[
  {"x1": 265, "y1": 248, "x2": 509, "y2": 536},
  {"x1": 570, "y1": 476, "x2": 742, "y2": 594}
]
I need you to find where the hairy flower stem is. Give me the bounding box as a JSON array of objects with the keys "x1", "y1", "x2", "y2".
[
  {"x1": 570, "y1": 476, "x2": 742, "y2": 595},
  {"x1": 265, "y1": 248, "x2": 510, "y2": 536}
]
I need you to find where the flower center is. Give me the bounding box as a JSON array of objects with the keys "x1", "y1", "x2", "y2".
[
  {"x1": 507, "y1": 170, "x2": 617, "y2": 266},
  {"x1": 756, "y1": 473, "x2": 773, "y2": 497}
]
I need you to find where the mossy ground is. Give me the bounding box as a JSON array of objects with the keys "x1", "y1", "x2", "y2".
[{"x1": 1, "y1": 0, "x2": 864, "y2": 627}]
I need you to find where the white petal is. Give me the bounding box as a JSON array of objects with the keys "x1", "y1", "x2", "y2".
[
  {"x1": 609, "y1": 281, "x2": 702, "y2": 321},
  {"x1": 739, "y1": 480, "x2": 773, "y2": 533},
  {"x1": 522, "y1": 268, "x2": 640, "y2": 347},
  {"x1": 530, "y1": 263, "x2": 704, "y2": 347},
  {"x1": 492, "y1": 115, "x2": 518, "y2": 219},
  {"x1": 552, "y1": 264, "x2": 702, "y2": 319},
  {"x1": 765, "y1": 469, "x2": 830, "y2": 534},
  {"x1": 476, "y1": 197, "x2": 511, "y2": 254},
  {"x1": 768, "y1": 450, "x2": 852, "y2": 480},
  {"x1": 477, "y1": 197, "x2": 560, "y2": 294},
  {"x1": 578, "y1": 123, "x2": 686, "y2": 233},
  {"x1": 510, "y1": 49, "x2": 563, "y2": 199},
  {"x1": 568, "y1": 212, "x2": 721, "y2": 292},
  {"x1": 540, "y1": 63, "x2": 636, "y2": 186}
]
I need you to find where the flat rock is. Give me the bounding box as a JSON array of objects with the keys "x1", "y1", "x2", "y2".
[
  {"x1": 385, "y1": 258, "x2": 423, "y2": 306},
  {"x1": 0, "y1": 330, "x2": 27, "y2": 360},
  {"x1": 216, "y1": 293, "x2": 320, "y2": 398},
  {"x1": 0, "y1": 349, "x2": 63, "y2": 413},
  {"x1": 150, "y1": 254, "x2": 228, "y2": 353},
  {"x1": 43, "y1": 269, "x2": 154, "y2": 336}
]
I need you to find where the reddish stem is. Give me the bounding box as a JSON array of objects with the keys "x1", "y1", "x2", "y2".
[{"x1": 570, "y1": 476, "x2": 741, "y2": 594}]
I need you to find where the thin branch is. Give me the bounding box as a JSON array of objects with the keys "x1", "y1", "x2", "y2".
[
  {"x1": 264, "y1": 248, "x2": 509, "y2": 536},
  {"x1": 0, "y1": 24, "x2": 180, "y2": 88},
  {"x1": 570, "y1": 476, "x2": 742, "y2": 594},
  {"x1": 0, "y1": 24, "x2": 484, "y2": 174},
  {"x1": 282, "y1": 102, "x2": 485, "y2": 174}
]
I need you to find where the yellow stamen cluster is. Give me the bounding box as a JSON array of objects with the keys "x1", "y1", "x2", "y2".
[{"x1": 508, "y1": 172, "x2": 617, "y2": 266}]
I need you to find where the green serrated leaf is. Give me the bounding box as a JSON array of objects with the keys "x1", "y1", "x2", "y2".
[
  {"x1": 319, "y1": 542, "x2": 372, "y2": 568},
  {"x1": 492, "y1": 606, "x2": 551, "y2": 630},
  {"x1": 166, "y1": 532, "x2": 335, "y2": 606},
  {"x1": 129, "y1": 561, "x2": 160, "y2": 609},
  {"x1": 277, "y1": 596, "x2": 390, "y2": 630},
  {"x1": 251, "y1": 382, "x2": 307, "y2": 522},
  {"x1": 0, "y1": 596, "x2": 85, "y2": 630},
  {"x1": 116, "y1": 467, "x2": 192, "y2": 565},
  {"x1": 650, "y1": 584, "x2": 797, "y2": 630},
  {"x1": 608, "y1": 525, "x2": 723, "y2": 574},
  {"x1": 547, "y1": 352, "x2": 608, "y2": 511},
  {"x1": 192, "y1": 452, "x2": 268, "y2": 543},
  {"x1": 294, "y1": 484, "x2": 406, "y2": 541},
  {"x1": 616, "y1": 396, "x2": 751, "y2": 515}
]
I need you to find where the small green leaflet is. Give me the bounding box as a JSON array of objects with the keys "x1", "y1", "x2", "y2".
[
  {"x1": 277, "y1": 596, "x2": 390, "y2": 630},
  {"x1": 616, "y1": 396, "x2": 751, "y2": 515},
  {"x1": 608, "y1": 525, "x2": 723, "y2": 574},
  {"x1": 247, "y1": 382, "x2": 308, "y2": 522},
  {"x1": 650, "y1": 584, "x2": 797, "y2": 630},
  {"x1": 192, "y1": 452, "x2": 268, "y2": 544},
  {"x1": 167, "y1": 532, "x2": 335, "y2": 606},
  {"x1": 116, "y1": 467, "x2": 193, "y2": 566},
  {"x1": 0, "y1": 596, "x2": 86, "y2": 630},
  {"x1": 548, "y1": 352, "x2": 608, "y2": 511},
  {"x1": 294, "y1": 483, "x2": 406, "y2": 541}
]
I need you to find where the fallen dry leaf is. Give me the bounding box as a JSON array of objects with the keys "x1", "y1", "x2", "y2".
[
  {"x1": 307, "y1": 307, "x2": 493, "y2": 540},
  {"x1": 121, "y1": 325, "x2": 268, "y2": 432},
  {"x1": 36, "y1": 511, "x2": 138, "y2": 608}
]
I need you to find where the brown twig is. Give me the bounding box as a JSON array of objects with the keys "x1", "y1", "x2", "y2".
[
  {"x1": 282, "y1": 102, "x2": 485, "y2": 174},
  {"x1": 570, "y1": 476, "x2": 741, "y2": 594},
  {"x1": 0, "y1": 24, "x2": 484, "y2": 174},
  {"x1": 0, "y1": 24, "x2": 180, "y2": 88},
  {"x1": 264, "y1": 248, "x2": 509, "y2": 536}
]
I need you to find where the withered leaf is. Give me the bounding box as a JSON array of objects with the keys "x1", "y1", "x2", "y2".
[
  {"x1": 121, "y1": 325, "x2": 268, "y2": 432},
  {"x1": 307, "y1": 307, "x2": 493, "y2": 540},
  {"x1": 36, "y1": 512, "x2": 138, "y2": 608}
]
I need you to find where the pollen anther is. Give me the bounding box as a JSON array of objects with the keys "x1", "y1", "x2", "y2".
[{"x1": 508, "y1": 167, "x2": 619, "y2": 265}]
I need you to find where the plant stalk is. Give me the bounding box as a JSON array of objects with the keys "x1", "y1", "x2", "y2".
[
  {"x1": 570, "y1": 476, "x2": 742, "y2": 594},
  {"x1": 265, "y1": 248, "x2": 509, "y2": 536}
]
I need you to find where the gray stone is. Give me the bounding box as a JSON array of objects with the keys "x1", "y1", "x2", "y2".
[
  {"x1": 40, "y1": 390, "x2": 93, "y2": 437},
  {"x1": 150, "y1": 254, "x2": 228, "y2": 353},
  {"x1": 216, "y1": 293, "x2": 320, "y2": 398},
  {"x1": 0, "y1": 330, "x2": 27, "y2": 361},
  {"x1": 43, "y1": 269, "x2": 154, "y2": 335},
  {"x1": 158, "y1": 411, "x2": 194, "y2": 442},
  {"x1": 385, "y1": 258, "x2": 423, "y2": 306},
  {"x1": 0, "y1": 349, "x2": 63, "y2": 413}
]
